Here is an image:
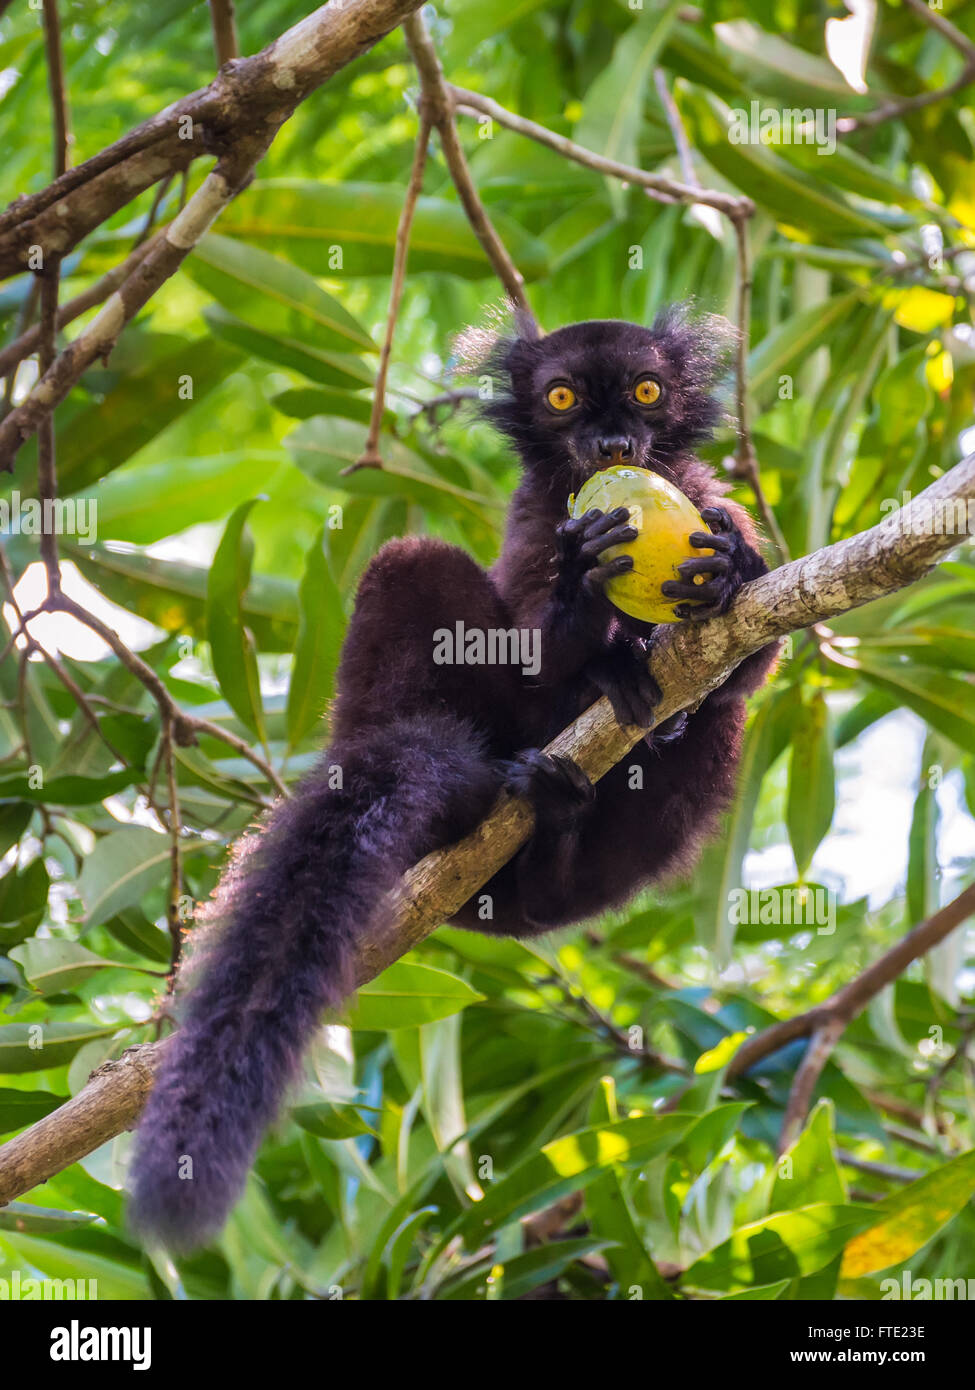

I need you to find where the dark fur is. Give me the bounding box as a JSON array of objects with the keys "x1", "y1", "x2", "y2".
[{"x1": 129, "y1": 310, "x2": 779, "y2": 1250}]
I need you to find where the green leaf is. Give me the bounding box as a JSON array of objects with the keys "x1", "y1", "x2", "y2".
[
  {"x1": 857, "y1": 658, "x2": 975, "y2": 756},
  {"x1": 439, "y1": 1237, "x2": 613, "y2": 1301},
  {"x1": 344, "y1": 961, "x2": 485, "y2": 1031},
  {"x1": 0, "y1": 858, "x2": 50, "y2": 946},
  {"x1": 0, "y1": 1021, "x2": 119, "y2": 1073},
  {"x1": 841, "y1": 1148, "x2": 975, "y2": 1278},
  {"x1": 0, "y1": 768, "x2": 136, "y2": 805},
  {"x1": 771, "y1": 1100, "x2": 845, "y2": 1212},
  {"x1": 10, "y1": 939, "x2": 150, "y2": 996},
  {"x1": 290, "y1": 1100, "x2": 378, "y2": 1139},
  {"x1": 748, "y1": 290, "x2": 863, "y2": 396},
  {"x1": 576, "y1": 2, "x2": 683, "y2": 216},
  {"x1": 63, "y1": 541, "x2": 299, "y2": 652},
  {"x1": 684, "y1": 1205, "x2": 875, "y2": 1293},
  {"x1": 0, "y1": 1231, "x2": 150, "y2": 1299},
  {"x1": 453, "y1": 1113, "x2": 694, "y2": 1244},
  {"x1": 47, "y1": 336, "x2": 244, "y2": 496},
  {"x1": 585, "y1": 1077, "x2": 674, "y2": 1299},
  {"x1": 677, "y1": 87, "x2": 888, "y2": 239},
  {"x1": 0, "y1": 1086, "x2": 67, "y2": 1134},
  {"x1": 204, "y1": 306, "x2": 375, "y2": 390},
  {"x1": 287, "y1": 529, "x2": 346, "y2": 748},
  {"x1": 787, "y1": 691, "x2": 835, "y2": 878},
  {"x1": 187, "y1": 233, "x2": 375, "y2": 351},
  {"x1": 216, "y1": 179, "x2": 549, "y2": 281},
  {"x1": 78, "y1": 826, "x2": 173, "y2": 926},
  {"x1": 92, "y1": 451, "x2": 285, "y2": 546},
  {"x1": 286, "y1": 417, "x2": 503, "y2": 519},
  {"x1": 0, "y1": 1202, "x2": 97, "y2": 1233},
  {"x1": 207, "y1": 498, "x2": 267, "y2": 742}
]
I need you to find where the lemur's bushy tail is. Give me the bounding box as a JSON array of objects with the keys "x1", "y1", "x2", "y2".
[{"x1": 129, "y1": 713, "x2": 488, "y2": 1253}]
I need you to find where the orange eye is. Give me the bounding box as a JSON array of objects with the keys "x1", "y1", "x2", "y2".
[
  {"x1": 546, "y1": 384, "x2": 577, "y2": 412},
  {"x1": 634, "y1": 377, "x2": 662, "y2": 407}
]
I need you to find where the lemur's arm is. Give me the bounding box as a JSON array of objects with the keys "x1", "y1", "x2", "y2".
[{"x1": 492, "y1": 484, "x2": 637, "y2": 689}]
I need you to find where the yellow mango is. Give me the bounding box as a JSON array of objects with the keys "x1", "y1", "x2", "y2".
[{"x1": 568, "y1": 465, "x2": 715, "y2": 623}]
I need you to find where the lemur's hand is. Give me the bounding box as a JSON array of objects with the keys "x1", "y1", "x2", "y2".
[
  {"x1": 660, "y1": 505, "x2": 755, "y2": 622},
  {"x1": 585, "y1": 634, "x2": 661, "y2": 729},
  {"x1": 555, "y1": 508, "x2": 637, "y2": 604}
]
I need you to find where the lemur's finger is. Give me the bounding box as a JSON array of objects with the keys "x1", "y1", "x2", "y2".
[
  {"x1": 690, "y1": 529, "x2": 732, "y2": 553},
  {"x1": 678, "y1": 555, "x2": 728, "y2": 578},
  {"x1": 583, "y1": 555, "x2": 633, "y2": 592},
  {"x1": 699, "y1": 506, "x2": 737, "y2": 533},
  {"x1": 673, "y1": 601, "x2": 717, "y2": 622},
  {"x1": 580, "y1": 523, "x2": 637, "y2": 559},
  {"x1": 661, "y1": 578, "x2": 724, "y2": 602}
]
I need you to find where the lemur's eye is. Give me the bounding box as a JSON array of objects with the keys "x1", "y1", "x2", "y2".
[
  {"x1": 546, "y1": 383, "x2": 577, "y2": 412},
  {"x1": 633, "y1": 376, "x2": 663, "y2": 407}
]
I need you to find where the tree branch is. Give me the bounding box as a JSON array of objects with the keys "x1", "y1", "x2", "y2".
[
  {"x1": 1, "y1": 453, "x2": 971, "y2": 1206},
  {"x1": 0, "y1": 0, "x2": 430, "y2": 471}
]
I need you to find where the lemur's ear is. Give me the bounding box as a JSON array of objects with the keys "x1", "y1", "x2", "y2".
[
  {"x1": 650, "y1": 301, "x2": 736, "y2": 388},
  {"x1": 452, "y1": 299, "x2": 541, "y2": 373}
]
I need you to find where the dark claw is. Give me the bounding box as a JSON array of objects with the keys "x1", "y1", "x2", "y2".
[{"x1": 503, "y1": 749, "x2": 595, "y2": 828}]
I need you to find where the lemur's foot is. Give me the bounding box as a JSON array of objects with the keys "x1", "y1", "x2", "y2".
[
  {"x1": 660, "y1": 505, "x2": 751, "y2": 621},
  {"x1": 555, "y1": 507, "x2": 637, "y2": 602},
  {"x1": 503, "y1": 749, "x2": 595, "y2": 829},
  {"x1": 585, "y1": 636, "x2": 661, "y2": 729}
]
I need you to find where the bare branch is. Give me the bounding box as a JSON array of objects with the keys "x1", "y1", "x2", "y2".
[
  {"x1": 727, "y1": 880, "x2": 975, "y2": 1100},
  {"x1": 350, "y1": 113, "x2": 432, "y2": 473},
  {"x1": 209, "y1": 0, "x2": 239, "y2": 67},
  {"x1": 448, "y1": 84, "x2": 751, "y2": 220}
]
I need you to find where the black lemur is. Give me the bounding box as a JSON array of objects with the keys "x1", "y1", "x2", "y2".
[{"x1": 130, "y1": 308, "x2": 779, "y2": 1250}]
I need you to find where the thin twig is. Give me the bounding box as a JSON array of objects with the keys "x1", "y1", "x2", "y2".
[
  {"x1": 209, "y1": 0, "x2": 239, "y2": 67},
  {"x1": 448, "y1": 84, "x2": 751, "y2": 220},
  {"x1": 348, "y1": 113, "x2": 432, "y2": 473}
]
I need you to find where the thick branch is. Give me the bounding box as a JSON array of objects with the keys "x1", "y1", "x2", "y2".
[
  {"x1": 0, "y1": 0, "x2": 425, "y2": 282},
  {"x1": 1, "y1": 456, "x2": 970, "y2": 1204},
  {"x1": 0, "y1": 0, "x2": 428, "y2": 470}
]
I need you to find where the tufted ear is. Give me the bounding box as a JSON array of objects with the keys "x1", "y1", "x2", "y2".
[{"x1": 650, "y1": 301, "x2": 736, "y2": 391}]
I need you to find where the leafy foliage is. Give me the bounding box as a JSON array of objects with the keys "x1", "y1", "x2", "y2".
[{"x1": 0, "y1": 0, "x2": 974, "y2": 1301}]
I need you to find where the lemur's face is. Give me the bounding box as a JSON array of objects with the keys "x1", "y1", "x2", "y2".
[{"x1": 484, "y1": 312, "x2": 726, "y2": 492}]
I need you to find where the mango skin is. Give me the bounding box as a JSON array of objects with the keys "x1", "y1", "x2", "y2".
[{"x1": 568, "y1": 466, "x2": 715, "y2": 624}]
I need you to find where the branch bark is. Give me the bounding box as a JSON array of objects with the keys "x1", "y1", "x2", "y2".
[
  {"x1": 0, "y1": 0, "x2": 426, "y2": 282},
  {"x1": 1, "y1": 453, "x2": 972, "y2": 1207}
]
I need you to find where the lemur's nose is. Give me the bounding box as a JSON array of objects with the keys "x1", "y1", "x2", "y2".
[{"x1": 597, "y1": 436, "x2": 634, "y2": 462}]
